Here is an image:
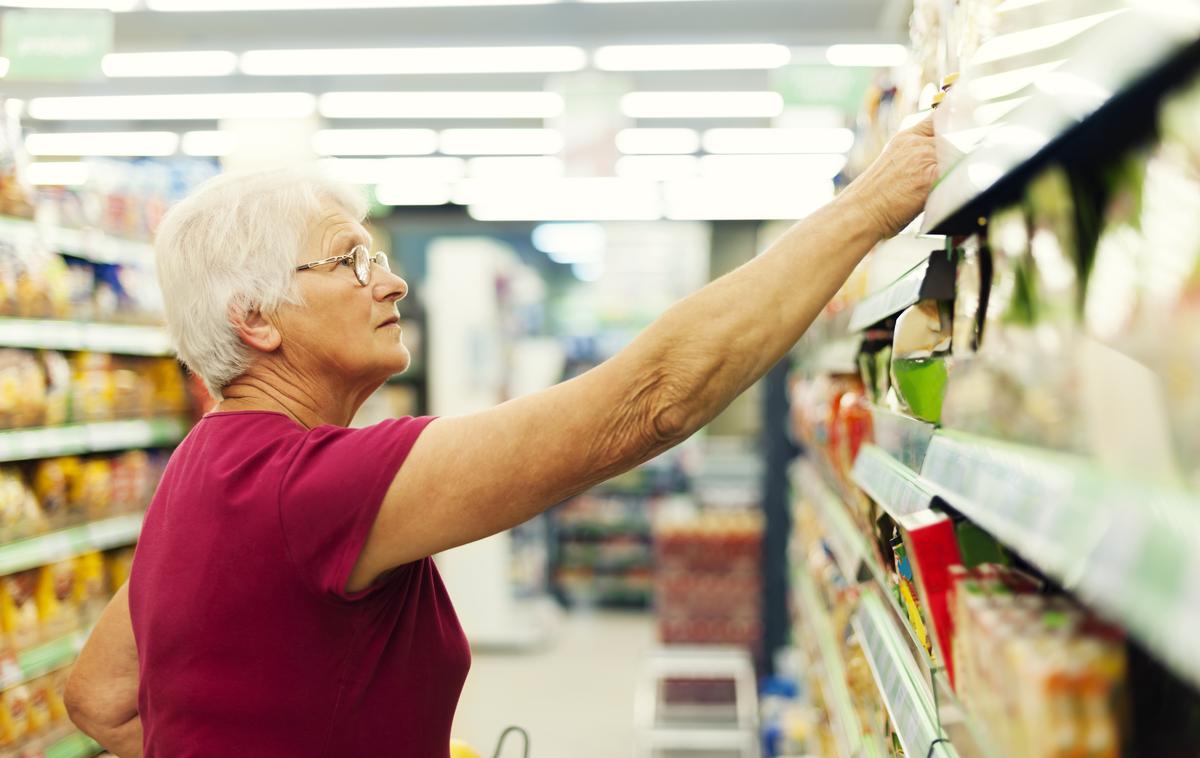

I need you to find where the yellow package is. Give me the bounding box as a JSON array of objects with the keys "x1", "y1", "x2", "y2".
[
  {"x1": 106, "y1": 548, "x2": 135, "y2": 592},
  {"x1": 26, "y1": 675, "x2": 51, "y2": 736},
  {"x1": 0, "y1": 571, "x2": 39, "y2": 651},
  {"x1": 35, "y1": 561, "x2": 79, "y2": 639},
  {"x1": 70, "y1": 352, "x2": 116, "y2": 422},
  {"x1": 47, "y1": 666, "x2": 70, "y2": 723},
  {"x1": 74, "y1": 551, "x2": 107, "y2": 626},
  {"x1": 71, "y1": 459, "x2": 113, "y2": 521},
  {"x1": 32, "y1": 458, "x2": 78, "y2": 528},
  {"x1": 0, "y1": 684, "x2": 30, "y2": 746}
]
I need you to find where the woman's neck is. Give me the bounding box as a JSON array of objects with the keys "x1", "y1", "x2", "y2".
[{"x1": 216, "y1": 367, "x2": 366, "y2": 429}]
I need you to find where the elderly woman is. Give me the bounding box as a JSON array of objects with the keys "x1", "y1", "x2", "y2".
[{"x1": 62, "y1": 118, "x2": 935, "y2": 757}]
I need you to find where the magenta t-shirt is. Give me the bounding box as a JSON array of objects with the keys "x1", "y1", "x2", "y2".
[{"x1": 128, "y1": 411, "x2": 471, "y2": 757}]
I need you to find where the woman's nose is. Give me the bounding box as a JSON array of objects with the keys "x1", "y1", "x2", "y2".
[{"x1": 377, "y1": 269, "x2": 409, "y2": 302}]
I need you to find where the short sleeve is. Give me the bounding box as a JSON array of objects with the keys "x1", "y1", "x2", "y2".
[{"x1": 278, "y1": 416, "x2": 436, "y2": 601}]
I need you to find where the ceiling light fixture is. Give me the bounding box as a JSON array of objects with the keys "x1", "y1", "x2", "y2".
[
  {"x1": 318, "y1": 91, "x2": 564, "y2": 119},
  {"x1": 25, "y1": 131, "x2": 180, "y2": 157},
  {"x1": 241, "y1": 46, "x2": 585, "y2": 76},
  {"x1": 620, "y1": 91, "x2": 784, "y2": 119},
  {"x1": 102, "y1": 51, "x2": 238, "y2": 78},
  {"x1": 28, "y1": 93, "x2": 317, "y2": 121},
  {"x1": 594, "y1": 44, "x2": 790, "y2": 72}
]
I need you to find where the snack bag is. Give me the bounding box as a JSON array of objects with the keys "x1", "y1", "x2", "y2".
[
  {"x1": 32, "y1": 458, "x2": 76, "y2": 528},
  {"x1": 26, "y1": 675, "x2": 51, "y2": 736},
  {"x1": 47, "y1": 666, "x2": 70, "y2": 723},
  {"x1": 71, "y1": 459, "x2": 113, "y2": 521},
  {"x1": 74, "y1": 551, "x2": 107, "y2": 626},
  {"x1": 0, "y1": 571, "x2": 40, "y2": 651},
  {"x1": 0, "y1": 468, "x2": 46, "y2": 542},
  {"x1": 35, "y1": 561, "x2": 79, "y2": 638},
  {"x1": 0, "y1": 684, "x2": 30, "y2": 746}
]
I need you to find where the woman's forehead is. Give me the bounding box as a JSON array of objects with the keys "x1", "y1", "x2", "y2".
[{"x1": 309, "y1": 208, "x2": 371, "y2": 253}]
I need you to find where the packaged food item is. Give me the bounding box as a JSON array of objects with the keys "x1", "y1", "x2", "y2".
[
  {"x1": 0, "y1": 684, "x2": 31, "y2": 746},
  {"x1": 0, "y1": 350, "x2": 47, "y2": 429},
  {"x1": 31, "y1": 457, "x2": 77, "y2": 528},
  {"x1": 106, "y1": 547, "x2": 135, "y2": 592},
  {"x1": 110, "y1": 450, "x2": 151, "y2": 513},
  {"x1": 890, "y1": 300, "x2": 951, "y2": 423},
  {"x1": 74, "y1": 551, "x2": 108, "y2": 626},
  {"x1": 35, "y1": 560, "x2": 79, "y2": 639},
  {"x1": 0, "y1": 468, "x2": 45, "y2": 543},
  {"x1": 70, "y1": 352, "x2": 116, "y2": 422},
  {"x1": 25, "y1": 674, "x2": 52, "y2": 737},
  {"x1": 39, "y1": 351, "x2": 71, "y2": 427},
  {"x1": 71, "y1": 458, "x2": 113, "y2": 521},
  {"x1": 0, "y1": 572, "x2": 41, "y2": 651}
]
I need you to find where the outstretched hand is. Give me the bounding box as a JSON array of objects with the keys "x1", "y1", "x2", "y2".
[{"x1": 844, "y1": 115, "x2": 939, "y2": 239}]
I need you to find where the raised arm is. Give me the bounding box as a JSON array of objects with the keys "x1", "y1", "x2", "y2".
[
  {"x1": 65, "y1": 583, "x2": 144, "y2": 758},
  {"x1": 348, "y1": 118, "x2": 937, "y2": 591}
]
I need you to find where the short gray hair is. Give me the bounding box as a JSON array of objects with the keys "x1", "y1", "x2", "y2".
[{"x1": 154, "y1": 167, "x2": 367, "y2": 399}]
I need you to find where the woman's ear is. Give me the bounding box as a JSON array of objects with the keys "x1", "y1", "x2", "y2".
[{"x1": 228, "y1": 304, "x2": 282, "y2": 353}]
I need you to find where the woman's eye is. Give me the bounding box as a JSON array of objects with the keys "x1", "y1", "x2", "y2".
[{"x1": 339, "y1": 257, "x2": 352, "y2": 267}]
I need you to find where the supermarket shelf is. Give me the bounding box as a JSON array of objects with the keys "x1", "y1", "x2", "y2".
[
  {"x1": 800, "y1": 336, "x2": 862, "y2": 376},
  {"x1": 44, "y1": 730, "x2": 103, "y2": 758},
  {"x1": 0, "y1": 215, "x2": 154, "y2": 267},
  {"x1": 0, "y1": 513, "x2": 143, "y2": 576},
  {"x1": 920, "y1": 430, "x2": 1200, "y2": 691},
  {"x1": 853, "y1": 591, "x2": 957, "y2": 758},
  {"x1": 0, "y1": 417, "x2": 189, "y2": 463},
  {"x1": 0, "y1": 318, "x2": 173, "y2": 356},
  {"x1": 926, "y1": 23, "x2": 1200, "y2": 235},
  {"x1": 794, "y1": 462, "x2": 872, "y2": 584},
  {"x1": 868, "y1": 405, "x2": 935, "y2": 471},
  {"x1": 852, "y1": 445, "x2": 939, "y2": 520},
  {"x1": 794, "y1": 566, "x2": 882, "y2": 758},
  {"x1": 847, "y1": 252, "x2": 955, "y2": 333},
  {"x1": 0, "y1": 628, "x2": 90, "y2": 691}
]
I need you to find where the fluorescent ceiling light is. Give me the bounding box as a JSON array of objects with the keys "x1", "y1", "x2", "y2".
[
  {"x1": 241, "y1": 46, "x2": 585, "y2": 76},
  {"x1": 102, "y1": 51, "x2": 238, "y2": 78},
  {"x1": 700, "y1": 153, "x2": 847, "y2": 179},
  {"x1": 620, "y1": 91, "x2": 783, "y2": 119},
  {"x1": 319, "y1": 91, "x2": 564, "y2": 119},
  {"x1": 26, "y1": 162, "x2": 91, "y2": 186},
  {"x1": 439, "y1": 129, "x2": 562, "y2": 155},
  {"x1": 664, "y1": 178, "x2": 834, "y2": 220},
  {"x1": 374, "y1": 183, "x2": 452, "y2": 206},
  {"x1": 181, "y1": 130, "x2": 235, "y2": 156},
  {"x1": 972, "y1": 11, "x2": 1123, "y2": 65},
  {"x1": 25, "y1": 131, "x2": 180, "y2": 157},
  {"x1": 28, "y1": 93, "x2": 317, "y2": 121},
  {"x1": 466, "y1": 156, "x2": 564, "y2": 178},
  {"x1": 149, "y1": 0, "x2": 553, "y2": 8},
  {"x1": 5, "y1": 0, "x2": 136, "y2": 9},
  {"x1": 594, "y1": 44, "x2": 790, "y2": 72},
  {"x1": 615, "y1": 128, "x2": 699, "y2": 155},
  {"x1": 825, "y1": 44, "x2": 909, "y2": 67},
  {"x1": 702, "y1": 127, "x2": 855, "y2": 154},
  {"x1": 313, "y1": 128, "x2": 438, "y2": 156},
  {"x1": 318, "y1": 156, "x2": 466, "y2": 185},
  {"x1": 615, "y1": 155, "x2": 699, "y2": 181},
  {"x1": 468, "y1": 178, "x2": 662, "y2": 221}
]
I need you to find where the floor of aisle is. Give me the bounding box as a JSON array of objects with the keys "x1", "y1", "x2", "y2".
[{"x1": 453, "y1": 609, "x2": 657, "y2": 758}]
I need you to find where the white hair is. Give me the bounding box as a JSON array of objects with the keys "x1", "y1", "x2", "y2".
[{"x1": 154, "y1": 167, "x2": 367, "y2": 399}]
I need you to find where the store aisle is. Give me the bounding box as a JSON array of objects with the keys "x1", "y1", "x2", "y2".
[{"x1": 453, "y1": 611, "x2": 657, "y2": 758}]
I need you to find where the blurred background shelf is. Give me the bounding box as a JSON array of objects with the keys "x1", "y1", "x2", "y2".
[
  {"x1": 0, "y1": 215, "x2": 154, "y2": 268},
  {"x1": 43, "y1": 730, "x2": 103, "y2": 758},
  {"x1": 0, "y1": 318, "x2": 172, "y2": 356},
  {"x1": 0, "y1": 513, "x2": 143, "y2": 577},
  {"x1": 0, "y1": 418, "x2": 189, "y2": 463},
  {"x1": 0, "y1": 628, "x2": 90, "y2": 691}
]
